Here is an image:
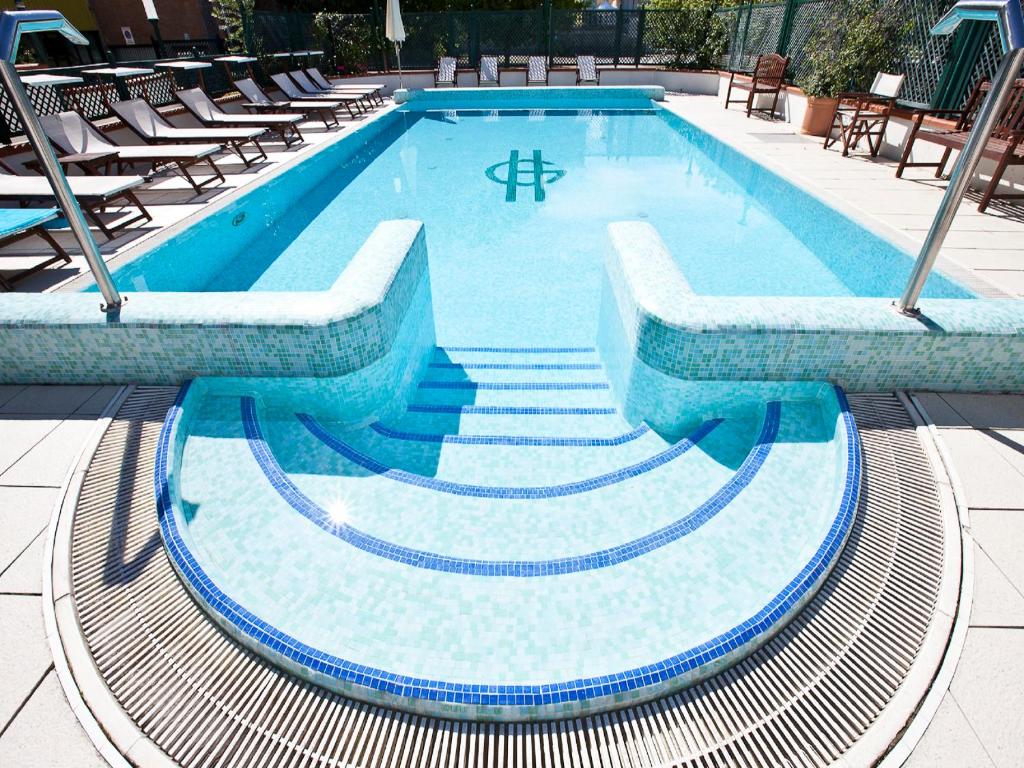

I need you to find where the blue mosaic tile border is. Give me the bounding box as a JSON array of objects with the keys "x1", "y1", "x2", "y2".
[
  {"x1": 406, "y1": 405, "x2": 617, "y2": 415},
  {"x1": 369, "y1": 422, "x2": 649, "y2": 446},
  {"x1": 290, "y1": 407, "x2": 722, "y2": 500},
  {"x1": 156, "y1": 382, "x2": 860, "y2": 720},
  {"x1": 240, "y1": 402, "x2": 778, "y2": 576},
  {"x1": 418, "y1": 381, "x2": 609, "y2": 391}
]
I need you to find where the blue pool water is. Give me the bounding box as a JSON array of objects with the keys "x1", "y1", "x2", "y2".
[
  {"x1": 106, "y1": 101, "x2": 969, "y2": 350},
  {"x1": 153, "y1": 95, "x2": 875, "y2": 719}
]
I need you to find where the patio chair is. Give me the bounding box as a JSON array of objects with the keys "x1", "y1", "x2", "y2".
[
  {"x1": 435, "y1": 57, "x2": 458, "y2": 88},
  {"x1": 0, "y1": 208, "x2": 71, "y2": 291},
  {"x1": 0, "y1": 160, "x2": 151, "y2": 240},
  {"x1": 305, "y1": 68, "x2": 386, "y2": 105},
  {"x1": 39, "y1": 110, "x2": 226, "y2": 195},
  {"x1": 896, "y1": 78, "x2": 1024, "y2": 212},
  {"x1": 175, "y1": 87, "x2": 304, "y2": 147},
  {"x1": 577, "y1": 56, "x2": 599, "y2": 86},
  {"x1": 527, "y1": 56, "x2": 548, "y2": 87},
  {"x1": 108, "y1": 98, "x2": 267, "y2": 168},
  {"x1": 289, "y1": 70, "x2": 378, "y2": 111},
  {"x1": 824, "y1": 72, "x2": 905, "y2": 157},
  {"x1": 233, "y1": 78, "x2": 339, "y2": 129},
  {"x1": 478, "y1": 56, "x2": 500, "y2": 87},
  {"x1": 269, "y1": 72, "x2": 363, "y2": 119},
  {"x1": 724, "y1": 53, "x2": 789, "y2": 119}
]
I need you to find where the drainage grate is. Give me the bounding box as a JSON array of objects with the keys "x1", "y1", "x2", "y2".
[{"x1": 67, "y1": 388, "x2": 947, "y2": 768}]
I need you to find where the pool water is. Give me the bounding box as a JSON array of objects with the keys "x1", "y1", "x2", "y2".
[{"x1": 109, "y1": 103, "x2": 969, "y2": 351}]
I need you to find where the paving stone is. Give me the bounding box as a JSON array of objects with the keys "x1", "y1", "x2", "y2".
[
  {"x1": 937, "y1": 429, "x2": 1024, "y2": 509},
  {"x1": 939, "y1": 394, "x2": 1024, "y2": 430},
  {"x1": 915, "y1": 392, "x2": 969, "y2": 427},
  {"x1": 972, "y1": 509, "x2": 1024, "y2": 599},
  {"x1": 949, "y1": 627, "x2": 1024, "y2": 768},
  {"x1": 0, "y1": 533, "x2": 45, "y2": 596},
  {"x1": 970, "y1": 542, "x2": 1024, "y2": 628},
  {"x1": 0, "y1": 487, "x2": 57, "y2": 573},
  {"x1": 0, "y1": 595, "x2": 52, "y2": 731},
  {"x1": 905, "y1": 693, "x2": 996, "y2": 768},
  {"x1": 0, "y1": 420, "x2": 59, "y2": 477},
  {"x1": 0, "y1": 671, "x2": 105, "y2": 768},
  {"x1": 74, "y1": 386, "x2": 120, "y2": 417},
  {"x1": 0, "y1": 386, "x2": 100, "y2": 417},
  {"x1": 0, "y1": 419, "x2": 97, "y2": 488}
]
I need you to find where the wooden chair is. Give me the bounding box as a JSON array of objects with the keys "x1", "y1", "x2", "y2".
[
  {"x1": 824, "y1": 72, "x2": 905, "y2": 157},
  {"x1": 724, "y1": 53, "x2": 789, "y2": 119},
  {"x1": 896, "y1": 79, "x2": 1024, "y2": 212}
]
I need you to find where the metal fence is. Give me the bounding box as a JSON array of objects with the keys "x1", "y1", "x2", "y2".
[{"x1": 250, "y1": 1, "x2": 1005, "y2": 110}]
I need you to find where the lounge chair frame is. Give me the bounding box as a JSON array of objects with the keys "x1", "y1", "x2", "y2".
[
  {"x1": 42, "y1": 101, "x2": 227, "y2": 196},
  {"x1": 0, "y1": 212, "x2": 71, "y2": 291},
  {"x1": 234, "y1": 78, "x2": 339, "y2": 129},
  {"x1": 824, "y1": 72, "x2": 905, "y2": 157},
  {"x1": 175, "y1": 86, "x2": 304, "y2": 147},
  {"x1": 288, "y1": 70, "x2": 377, "y2": 111},
  {"x1": 305, "y1": 68, "x2": 385, "y2": 106},
  {"x1": 527, "y1": 56, "x2": 548, "y2": 87},
  {"x1": 270, "y1": 73, "x2": 362, "y2": 120},
  {"x1": 435, "y1": 57, "x2": 458, "y2": 88},
  {"x1": 478, "y1": 56, "x2": 500, "y2": 88},
  {"x1": 896, "y1": 78, "x2": 1024, "y2": 212},
  {"x1": 576, "y1": 56, "x2": 600, "y2": 86},
  {"x1": 725, "y1": 53, "x2": 789, "y2": 119},
  {"x1": 110, "y1": 92, "x2": 267, "y2": 169}
]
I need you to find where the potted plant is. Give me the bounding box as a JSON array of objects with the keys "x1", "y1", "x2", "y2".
[{"x1": 797, "y1": 0, "x2": 908, "y2": 136}]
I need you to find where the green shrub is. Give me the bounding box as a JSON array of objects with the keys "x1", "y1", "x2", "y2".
[{"x1": 646, "y1": 0, "x2": 728, "y2": 70}]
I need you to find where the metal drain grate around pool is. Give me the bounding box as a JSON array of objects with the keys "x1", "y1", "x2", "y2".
[{"x1": 60, "y1": 388, "x2": 952, "y2": 766}]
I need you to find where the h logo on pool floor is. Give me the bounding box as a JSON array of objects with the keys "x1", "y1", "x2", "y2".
[{"x1": 485, "y1": 150, "x2": 565, "y2": 202}]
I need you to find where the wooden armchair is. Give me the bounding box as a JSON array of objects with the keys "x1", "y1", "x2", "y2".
[
  {"x1": 724, "y1": 53, "x2": 789, "y2": 119},
  {"x1": 824, "y1": 72, "x2": 905, "y2": 157}
]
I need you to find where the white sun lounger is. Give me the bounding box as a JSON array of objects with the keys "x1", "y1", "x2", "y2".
[
  {"x1": 108, "y1": 98, "x2": 268, "y2": 167},
  {"x1": 233, "y1": 77, "x2": 339, "y2": 128},
  {"x1": 304, "y1": 68, "x2": 385, "y2": 104},
  {"x1": 269, "y1": 73, "x2": 363, "y2": 119},
  {"x1": 0, "y1": 166, "x2": 152, "y2": 239},
  {"x1": 0, "y1": 207, "x2": 71, "y2": 291},
  {"x1": 175, "y1": 87, "x2": 304, "y2": 147},
  {"x1": 39, "y1": 111, "x2": 226, "y2": 195},
  {"x1": 577, "y1": 56, "x2": 600, "y2": 86},
  {"x1": 527, "y1": 56, "x2": 548, "y2": 86},
  {"x1": 435, "y1": 57, "x2": 458, "y2": 87},
  {"x1": 478, "y1": 56, "x2": 500, "y2": 87}
]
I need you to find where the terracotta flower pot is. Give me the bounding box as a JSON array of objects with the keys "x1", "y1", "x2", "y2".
[{"x1": 800, "y1": 96, "x2": 839, "y2": 137}]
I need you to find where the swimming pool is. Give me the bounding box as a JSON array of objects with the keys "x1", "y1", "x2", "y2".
[{"x1": 103, "y1": 93, "x2": 970, "y2": 343}]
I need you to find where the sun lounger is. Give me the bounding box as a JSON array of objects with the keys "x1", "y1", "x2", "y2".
[
  {"x1": 39, "y1": 110, "x2": 225, "y2": 195},
  {"x1": 305, "y1": 68, "x2": 385, "y2": 105},
  {"x1": 896, "y1": 78, "x2": 1024, "y2": 212},
  {"x1": 478, "y1": 56, "x2": 500, "y2": 87},
  {"x1": 527, "y1": 56, "x2": 548, "y2": 87},
  {"x1": 724, "y1": 53, "x2": 789, "y2": 119},
  {"x1": 576, "y1": 56, "x2": 599, "y2": 86},
  {"x1": 288, "y1": 71, "x2": 379, "y2": 110},
  {"x1": 0, "y1": 207, "x2": 71, "y2": 291},
  {"x1": 175, "y1": 87, "x2": 304, "y2": 147},
  {"x1": 0, "y1": 161, "x2": 151, "y2": 239},
  {"x1": 824, "y1": 72, "x2": 905, "y2": 157},
  {"x1": 270, "y1": 73, "x2": 363, "y2": 119},
  {"x1": 233, "y1": 78, "x2": 339, "y2": 129},
  {"x1": 108, "y1": 98, "x2": 268, "y2": 168},
  {"x1": 435, "y1": 57, "x2": 458, "y2": 88}
]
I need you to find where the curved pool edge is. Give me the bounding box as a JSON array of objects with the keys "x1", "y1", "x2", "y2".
[{"x1": 154, "y1": 381, "x2": 861, "y2": 721}]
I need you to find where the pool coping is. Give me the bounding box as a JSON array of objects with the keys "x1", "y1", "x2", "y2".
[{"x1": 154, "y1": 380, "x2": 860, "y2": 721}]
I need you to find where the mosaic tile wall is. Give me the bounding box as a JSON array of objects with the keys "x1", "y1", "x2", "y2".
[
  {"x1": 0, "y1": 220, "x2": 431, "y2": 385},
  {"x1": 395, "y1": 85, "x2": 667, "y2": 108},
  {"x1": 599, "y1": 222, "x2": 1024, "y2": 395}
]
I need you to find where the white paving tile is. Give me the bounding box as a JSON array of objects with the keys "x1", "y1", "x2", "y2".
[
  {"x1": 937, "y1": 429, "x2": 1024, "y2": 508},
  {"x1": 970, "y1": 542, "x2": 1024, "y2": 628},
  {"x1": 939, "y1": 394, "x2": 1024, "y2": 429},
  {"x1": 972, "y1": 509, "x2": 1024, "y2": 599},
  {"x1": 915, "y1": 392, "x2": 969, "y2": 428},
  {"x1": 0, "y1": 419, "x2": 59, "y2": 476},
  {"x1": 0, "y1": 487, "x2": 57, "y2": 573},
  {"x1": 949, "y1": 627, "x2": 1024, "y2": 768},
  {"x1": 0, "y1": 386, "x2": 100, "y2": 417},
  {"x1": 0, "y1": 595, "x2": 52, "y2": 731},
  {"x1": 0, "y1": 671, "x2": 106, "y2": 767},
  {"x1": 905, "y1": 692, "x2": 996, "y2": 768},
  {"x1": 0, "y1": 532, "x2": 44, "y2": 595},
  {"x1": 0, "y1": 419, "x2": 97, "y2": 488}
]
